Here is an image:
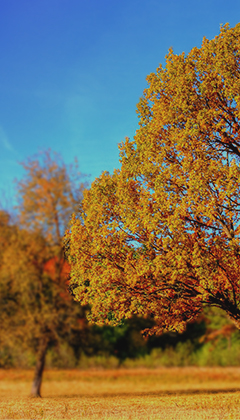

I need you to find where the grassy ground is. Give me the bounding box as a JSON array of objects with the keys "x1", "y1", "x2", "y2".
[{"x1": 1, "y1": 367, "x2": 240, "y2": 419}]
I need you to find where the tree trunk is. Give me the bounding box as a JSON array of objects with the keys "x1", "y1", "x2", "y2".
[{"x1": 30, "y1": 338, "x2": 48, "y2": 397}]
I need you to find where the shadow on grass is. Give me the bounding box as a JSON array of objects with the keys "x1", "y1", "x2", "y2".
[{"x1": 46, "y1": 388, "x2": 240, "y2": 399}]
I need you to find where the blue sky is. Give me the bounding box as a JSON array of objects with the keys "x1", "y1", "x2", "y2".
[{"x1": 0, "y1": 0, "x2": 240, "y2": 207}]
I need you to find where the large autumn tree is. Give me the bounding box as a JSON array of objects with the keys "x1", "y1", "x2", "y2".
[
  {"x1": 8, "y1": 150, "x2": 89, "y2": 397},
  {"x1": 66, "y1": 23, "x2": 240, "y2": 336}
]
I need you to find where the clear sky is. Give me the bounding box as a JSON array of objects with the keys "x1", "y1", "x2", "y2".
[{"x1": 0, "y1": 0, "x2": 240, "y2": 207}]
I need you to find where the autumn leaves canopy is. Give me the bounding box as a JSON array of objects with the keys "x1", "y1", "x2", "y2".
[{"x1": 65, "y1": 24, "x2": 240, "y2": 334}]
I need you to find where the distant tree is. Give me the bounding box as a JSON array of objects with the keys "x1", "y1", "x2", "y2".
[
  {"x1": 0, "y1": 211, "x2": 19, "y2": 361},
  {"x1": 6, "y1": 150, "x2": 89, "y2": 397},
  {"x1": 65, "y1": 24, "x2": 240, "y2": 336},
  {"x1": 17, "y1": 149, "x2": 87, "y2": 249}
]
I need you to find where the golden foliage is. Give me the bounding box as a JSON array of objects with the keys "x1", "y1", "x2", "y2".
[{"x1": 66, "y1": 24, "x2": 240, "y2": 334}]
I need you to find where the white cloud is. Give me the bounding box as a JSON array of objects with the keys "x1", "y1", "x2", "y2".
[{"x1": 0, "y1": 125, "x2": 15, "y2": 153}]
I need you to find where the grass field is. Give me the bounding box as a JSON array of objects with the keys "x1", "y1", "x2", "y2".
[{"x1": 1, "y1": 367, "x2": 240, "y2": 419}]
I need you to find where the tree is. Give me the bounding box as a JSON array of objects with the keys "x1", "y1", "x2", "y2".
[
  {"x1": 65, "y1": 23, "x2": 240, "y2": 336},
  {"x1": 10, "y1": 150, "x2": 89, "y2": 397},
  {"x1": 0, "y1": 211, "x2": 20, "y2": 365},
  {"x1": 17, "y1": 150, "x2": 87, "y2": 249}
]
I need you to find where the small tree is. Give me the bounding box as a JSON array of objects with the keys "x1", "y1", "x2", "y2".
[
  {"x1": 12, "y1": 150, "x2": 89, "y2": 397},
  {"x1": 66, "y1": 24, "x2": 240, "y2": 336}
]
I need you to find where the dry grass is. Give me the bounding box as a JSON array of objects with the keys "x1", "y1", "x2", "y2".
[{"x1": 1, "y1": 367, "x2": 240, "y2": 419}]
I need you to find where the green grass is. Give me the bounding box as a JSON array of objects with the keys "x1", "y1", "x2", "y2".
[{"x1": 1, "y1": 367, "x2": 240, "y2": 419}]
